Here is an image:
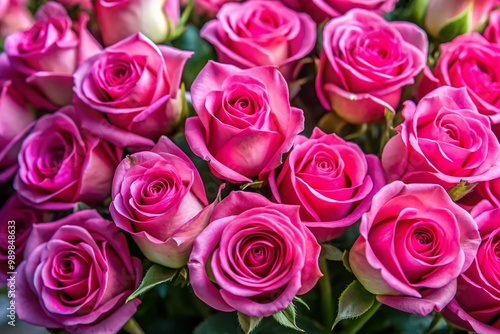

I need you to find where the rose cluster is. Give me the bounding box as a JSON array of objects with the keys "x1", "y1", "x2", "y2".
[{"x1": 1, "y1": 0, "x2": 500, "y2": 334}]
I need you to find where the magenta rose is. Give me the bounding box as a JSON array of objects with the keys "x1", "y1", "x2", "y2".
[
  {"x1": 4, "y1": 2, "x2": 101, "y2": 110},
  {"x1": 201, "y1": 0, "x2": 316, "y2": 81},
  {"x1": 0, "y1": 193, "x2": 49, "y2": 283},
  {"x1": 0, "y1": 78, "x2": 35, "y2": 182},
  {"x1": 382, "y1": 86, "x2": 500, "y2": 190},
  {"x1": 269, "y1": 127, "x2": 386, "y2": 242},
  {"x1": 95, "y1": 0, "x2": 180, "y2": 46},
  {"x1": 419, "y1": 33, "x2": 500, "y2": 124},
  {"x1": 442, "y1": 200, "x2": 500, "y2": 333},
  {"x1": 188, "y1": 191, "x2": 322, "y2": 317},
  {"x1": 349, "y1": 181, "x2": 481, "y2": 316},
  {"x1": 14, "y1": 106, "x2": 122, "y2": 210},
  {"x1": 0, "y1": 0, "x2": 33, "y2": 38},
  {"x1": 110, "y1": 136, "x2": 214, "y2": 268},
  {"x1": 316, "y1": 9, "x2": 427, "y2": 124},
  {"x1": 185, "y1": 61, "x2": 304, "y2": 183},
  {"x1": 74, "y1": 33, "x2": 192, "y2": 142},
  {"x1": 16, "y1": 210, "x2": 142, "y2": 334},
  {"x1": 484, "y1": 9, "x2": 500, "y2": 44}
]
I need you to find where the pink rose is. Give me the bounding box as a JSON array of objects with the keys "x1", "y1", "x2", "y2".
[
  {"x1": 188, "y1": 191, "x2": 322, "y2": 317},
  {"x1": 419, "y1": 33, "x2": 500, "y2": 124},
  {"x1": 484, "y1": 9, "x2": 500, "y2": 44},
  {"x1": 316, "y1": 9, "x2": 427, "y2": 124},
  {"x1": 442, "y1": 201, "x2": 500, "y2": 333},
  {"x1": 74, "y1": 33, "x2": 193, "y2": 142},
  {"x1": 0, "y1": 193, "x2": 48, "y2": 283},
  {"x1": 269, "y1": 127, "x2": 386, "y2": 242},
  {"x1": 54, "y1": 0, "x2": 92, "y2": 10},
  {"x1": 194, "y1": 0, "x2": 242, "y2": 18},
  {"x1": 382, "y1": 86, "x2": 500, "y2": 189},
  {"x1": 201, "y1": 0, "x2": 316, "y2": 81},
  {"x1": 16, "y1": 210, "x2": 142, "y2": 334},
  {"x1": 14, "y1": 106, "x2": 122, "y2": 210},
  {"x1": 0, "y1": 0, "x2": 33, "y2": 38},
  {"x1": 4, "y1": 2, "x2": 101, "y2": 110},
  {"x1": 110, "y1": 136, "x2": 214, "y2": 268},
  {"x1": 278, "y1": 0, "x2": 398, "y2": 23},
  {"x1": 349, "y1": 181, "x2": 481, "y2": 316},
  {"x1": 0, "y1": 78, "x2": 35, "y2": 182},
  {"x1": 419, "y1": 0, "x2": 496, "y2": 42},
  {"x1": 185, "y1": 61, "x2": 304, "y2": 183},
  {"x1": 95, "y1": 0, "x2": 180, "y2": 46}
]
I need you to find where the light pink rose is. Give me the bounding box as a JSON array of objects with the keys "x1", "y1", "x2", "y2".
[
  {"x1": 484, "y1": 9, "x2": 500, "y2": 44},
  {"x1": 185, "y1": 61, "x2": 304, "y2": 183},
  {"x1": 0, "y1": 193, "x2": 49, "y2": 283},
  {"x1": 194, "y1": 0, "x2": 242, "y2": 18},
  {"x1": 16, "y1": 210, "x2": 142, "y2": 334},
  {"x1": 278, "y1": 0, "x2": 398, "y2": 23},
  {"x1": 421, "y1": 0, "x2": 496, "y2": 42},
  {"x1": 0, "y1": 0, "x2": 33, "y2": 38},
  {"x1": 188, "y1": 191, "x2": 322, "y2": 317},
  {"x1": 4, "y1": 2, "x2": 101, "y2": 110},
  {"x1": 95, "y1": 0, "x2": 180, "y2": 46},
  {"x1": 419, "y1": 33, "x2": 500, "y2": 125},
  {"x1": 201, "y1": 0, "x2": 316, "y2": 81},
  {"x1": 316, "y1": 9, "x2": 427, "y2": 124},
  {"x1": 74, "y1": 33, "x2": 193, "y2": 142},
  {"x1": 0, "y1": 78, "x2": 35, "y2": 182},
  {"x1": 442, "y1": 200, "x2": 500, "y2": 333},
  {"x1": 14, "y1": 106, "x2": 122, "y2": 210},
  {"x1": 269, "y1": 127, "x2": 386, "y2": 242},
  {"x1": 110, "y1": 136, "x2": 214, "y2": 268},
  {"x1": 383, "y1": 86, "x2": 500, "y2": 190},
  {"x1": 349, "y1": 181, "x2": 481, "y2": 316}
]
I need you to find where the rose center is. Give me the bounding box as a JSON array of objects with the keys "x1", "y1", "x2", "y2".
[
  {"x1": 414, "y1": 228, "x2": 432, "y2": 245},
  {"x1": 59, "y1": 259, "x2": 74, "y2": 274}
]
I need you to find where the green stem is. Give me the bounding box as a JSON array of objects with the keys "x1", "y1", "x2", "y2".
[
  {"x1": 426, "y1": 312, "x2": 443, "y2": 334},
  {"x1": 319, "y1": 258, "x2": 334, "y2": 334},
  {"x1": 339, "y1": 301, "x2": 381, "y2": 334},
  {"x1": 123, "y1": 317, "x2": 144, "y2": 334}
]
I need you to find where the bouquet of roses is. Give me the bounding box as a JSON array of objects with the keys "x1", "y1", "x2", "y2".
[{"x1": 1, "y1": 0, "x2": 500, "y2": 333}]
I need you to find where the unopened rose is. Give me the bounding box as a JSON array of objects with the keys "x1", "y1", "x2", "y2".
[
  {"x1": 316, "y1": 9, "x2": 427, "y2": 124},
  {"x1": 185, "y1": 61, "x2": 304, "y2": 183},
  {"x1": 14, "y1": 106, "x2": 122, "y2": 210},
  {"x1": 201, "y1": 0, "x2": 316, "y2": 81},
  {"x1": 188, "y1": 191, "x2": 322, "y2": 317},
  {"x1": 95, "y1": 0, "x2": 180, "y2": 46},
  {"x1": 4, "y1": 1, "x2": 101, "y2": 110},
  {"x1": 110, "y1": 136, "x2": 214, "y2": 268},
  {"x1": 349, "y1": 181, "x2": 481, "y2": 316},
  {"x1": 74, "y1": 33, "x2": 192, "y2": 142},
  {"x1": 269, "y1": 127, "x2": 385, "y2": 242},
  {"x1": 17, "y1": 210, "x2": 142, "y2": 334},
  {"x1": 383, "y1": 86, "x2": 500, "y2": 190}
]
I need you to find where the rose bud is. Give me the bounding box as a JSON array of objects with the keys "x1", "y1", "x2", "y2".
[
  {"x1": 349, "y1": 181, "x2": 481, "y2": 316},
  {"x1": 110, "y1": 136, "x2": 215, "y2": 268}
]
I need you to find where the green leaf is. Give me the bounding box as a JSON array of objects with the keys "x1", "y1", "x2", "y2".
[
  {"x1": 320, "y1": 243, "x2": 344, "y2": 261},
  {"x1": 342, "y1": 250, "x2": 352, "y2": 273},
  {"x1": 237, "y1": 312, "x2": 262, "y2": 334},
  {"x1": 272, "y1": 303, "x2": 304, "y2": 332},
  {"x1": 240, "y1": 180, "x2": 264, "y2": 190},
  {"x1": 293, "y1": 296, "x2": 310, "y2": 311},
  {"x1": 438, "y1": 2, "x2": 472, "y2": 42},
  {"x1": 332, "y1": 280, "x2": 375, "y2": 330},
  {"x1": 409, "y1": 0, "x2": 429, "y2": 25},
  {"x1": 126, "y1": 265, "x2": 178, "y2": 303},
  {"x1": 447, "y1": 180, "x2": 478, "y2": 202}
]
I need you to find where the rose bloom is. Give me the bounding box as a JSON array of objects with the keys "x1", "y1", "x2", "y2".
[
  {"x1": 442, "y1": 200, "x2": 500, "y2": 333},
  {"x1": 278, "y1": 0, "x2": 398, "y2": 24},
  {"x1": 383, "y1": 86, "x2": 500, "y2": 190},
  {"x1": 110, "y1": 136, "x2": 213, "y2": 268},
  {"x1": 4, "y1": 2, "x2": 101, "y2": 110},
  {"x1": 74, "y1": 33, "x2": 192, "y2": 142},
  {"x1": 95, "y1": 0, "x2": 179, "y2": 46},
  {"x1": 349, "y1": 181, "x2": 481, "y2": 316},
  {"x1": 188, "y1": 191, "x2": 322, "y2": 317},
  {"x1": 17, "y1": 210, "x2": 142, "y2": 334},
  {"x1": 201, "y1": 0, "x2": 316, "y2": 81},
  {"x1": 0, "y1": 78, "x2": 35, "y2": 182},
  {"x1": 419, "y1": 33, "x2": 500, "y2": 124},
  {"x1": 316, "y1": 9, "x2": 427, "y2": 124},
  {"x1": 269, "y1": 127, "x2": 386, "y2": 242},
  {"x1": 14, "y1": 106, "x2": 122, "y2": 210},
  {"x1": 185, "y1": 61, "x2": 304, "y2": 183},
  {"x1": 0, "y1": 0, "x2": 33, "y2": 38},
  {"x1": 194, "y1": 0, "x2": 242, "y2": 18},
  {"x1": 0, "y1": 193, "x2": 48, "y2": 283},
  {"x1": 484, "y1": 9, "x2": 500, "y2": 44}
]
